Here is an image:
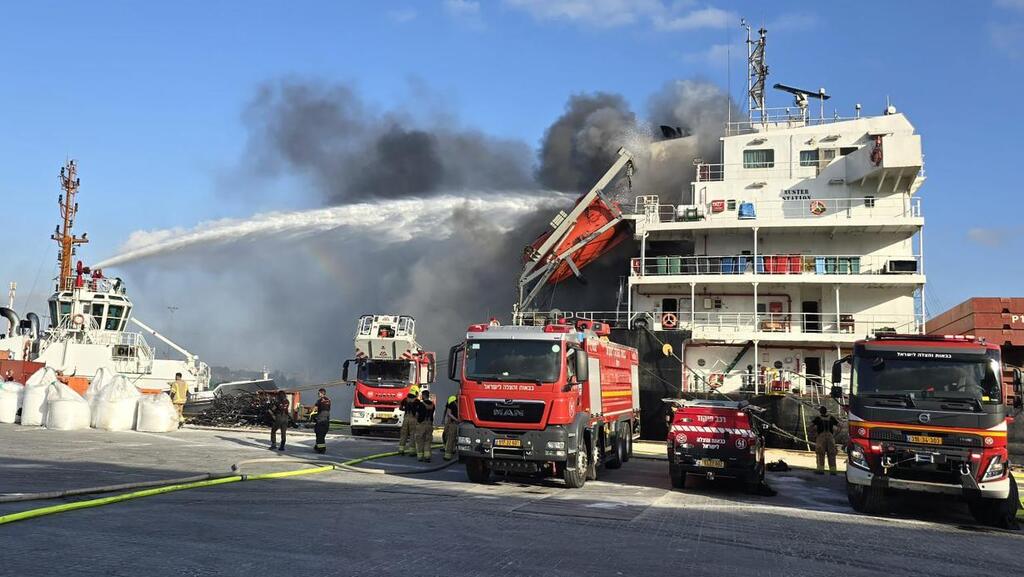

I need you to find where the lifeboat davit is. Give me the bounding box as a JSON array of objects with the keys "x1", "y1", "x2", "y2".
[{"x1": 525, "y1": 195, "x2": 629, "y2": 285}]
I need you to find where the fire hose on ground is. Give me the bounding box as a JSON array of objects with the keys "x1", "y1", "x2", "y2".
[{"x1": 0, "y1": 445, "x2": 453, "y2": 526}]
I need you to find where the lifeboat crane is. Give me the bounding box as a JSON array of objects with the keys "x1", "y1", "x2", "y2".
[{"x1": 515, "y1": 147, "x2": 635, "y2": 316}]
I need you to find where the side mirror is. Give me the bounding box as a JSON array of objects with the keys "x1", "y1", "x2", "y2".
[
  {"x1": 427, "y1": 356, "x2": 436, "y2": 385},
  {"x1": 575, "y1": 349, "x2": 589, "y2": 383},
  {"x1": 1014, "y1": 369, "x2": 1023, "y2": 410},
  {"x1": 831, "y1": 360, "x2": 843, "y2": 385},
  {"x1": 448, "y1": 344, "x2": 463, "y2": 382}
]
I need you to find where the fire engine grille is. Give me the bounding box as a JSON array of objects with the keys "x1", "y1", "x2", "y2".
[
  {"x1": 869, "y1": 428, "x2": 983, "y2": 448},
  {"x1": 474, "y1": 399, "x2": 545, "y2": 424}
]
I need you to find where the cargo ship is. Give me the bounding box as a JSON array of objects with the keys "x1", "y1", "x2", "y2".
[
  {"x1": 514, "y1": 25, "x2": 926, "y2": 441},
  {"x1": 0, "y1": 160, "x2": 211, "y2": 393}
]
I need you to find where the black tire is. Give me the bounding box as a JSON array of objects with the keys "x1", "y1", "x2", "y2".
[
  {"x1": 968, "y1": 475, "x2": 1020, "y2": 529},
  {"x1": 586, "y1": 433, "x2": 600, "y2": 481},
  {"x1": 622, "y1": 422, "x2": 633, "y2": 463},
  {"x1": 670, "y1": 463, "x2": 685, "y2": 489},
  {"x1": 605, "y1": 424, "x2": 625, "y2": 470},
  {"x1": 846, "y1": 481, "x2": 886, "y2": 514},
  {"x1": 563, "y1": 446, "x2": 588, "y2": 489},
  {"x1": 465, "y1": 458, "x2": 491, "y2": 484}
]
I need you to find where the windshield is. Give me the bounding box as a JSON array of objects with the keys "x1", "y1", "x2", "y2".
[
  {"x1": 358, "y1": 360, "x2": 415, "y2": 388},
  {"x1": 853, "y1": 351, "x2": 1002, "y2": 404},
  {"x1": 465, "y1": 339, "x2": 562, "y2": 384}
]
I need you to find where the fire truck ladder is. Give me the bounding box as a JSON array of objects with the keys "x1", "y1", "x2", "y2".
[{"x1": 515, "y1": 148, "x2": 634, "y2": 316}]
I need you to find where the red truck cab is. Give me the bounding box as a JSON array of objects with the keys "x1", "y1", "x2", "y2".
[
  {"x1": 835, "y1": 334, "x2": 1023, "y2": 527},
  {"x1": 667, "y1": 399, "x2": 768, "y2": 492},
  {"x1": 451, "y1": 319, "x2": 639, "y2": 488}
]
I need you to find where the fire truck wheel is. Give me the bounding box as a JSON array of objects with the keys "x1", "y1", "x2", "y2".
[
  {"x1": 669, "y1": 464, "x2": 685, "y2": 489},
  {"x1": 586, "y1": 434, "x2": 600, "y2": 481},
  {"x1": 622, "y1": 423, "x2": 633, "y2": 463},
  {"x1": 968, "y1": 475, "x2": 1020, "y2": 529},
  {"x1": 846, "y1": 481, "x2": 886, "y2": 515},
  {"x1": 465, "y1": 458, "x2": 491, "y2": 484},
  {"x1": 605, "y1": 425, "x2": 625, "y2": 470},
  {"x1": 564, "y1": 449, "x2": 588, "y2": 489}
]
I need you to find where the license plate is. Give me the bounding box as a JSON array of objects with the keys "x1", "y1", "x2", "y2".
[
  {"x1": 697, "y1": 458, "x2": 725, "y2": 469},
  {"x1": 908, "y1": 435, "x2": 943, "y2": 445},
  {"x1": 495, "y1": 438, "x2": 521, "y2": 448},
  {"x1": 914, "y1": 453, "x2": 934, "y2": 463}
]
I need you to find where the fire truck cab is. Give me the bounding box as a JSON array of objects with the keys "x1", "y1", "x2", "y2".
[
  {"x1": 834, "y1": 334, "x2": 1023, "y2": 527},
  {"x1": 342, "y1": 315, "x2": 435, "y2": 436},
  {"x1": 451, "y1": 318, "x2": 639, "y2": 488}
]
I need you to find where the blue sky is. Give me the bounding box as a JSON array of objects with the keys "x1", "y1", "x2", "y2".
[{"x1": 1, "y1": 0, "x2": 1022, "y2": 318}]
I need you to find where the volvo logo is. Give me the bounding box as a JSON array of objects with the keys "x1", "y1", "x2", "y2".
[{"x1": 918, "y1": 413, "x2": 931, "y2": 424}]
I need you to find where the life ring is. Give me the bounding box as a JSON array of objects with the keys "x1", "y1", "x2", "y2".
[
  {"x1": 809, "y1": 200, "x2": 827, "y2": 216},
  {"x1": 72, "y1": 313, "x2": 85, "y2": 327},
  {"x1": 661, "y1": 312, "x2": 678, "y2": 329},
  {"x1": 708, "y1": 373, "x2": 724, "y2": 389}
]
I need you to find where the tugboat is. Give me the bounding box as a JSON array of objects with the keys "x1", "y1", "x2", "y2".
[{"x1": 0, "y1": 160, "x2": 211, "y2": 392}]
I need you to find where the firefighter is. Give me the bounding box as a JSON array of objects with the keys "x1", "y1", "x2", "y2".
[
  {"x1": 443, "y1": 394, "x2": 459, "y2": 460},
  {"x1": 268, "y1": 391, "x2": 290, "y2": 451},
  {"x1": 310, "y1": 388, "x2": 331, "y2": 454},
  {"x1": 397, "y1": 385, "x2": 420, "y2": 456},
  {"x1": 811, "y1": 405, "x2": 839, "y2": 475},
  {"x1": 168, "y1": 372, "x2": 189, "y2": 428},
  {"x1": 415, "y1": 389, "x2": 436, "y2": 462}
]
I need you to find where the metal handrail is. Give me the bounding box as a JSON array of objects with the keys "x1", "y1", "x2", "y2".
[
  {"x1": 636, "y1": 196, "x2": 922, "y2": 224},
  {"x1": 664, "y1": 311, "x2": 922, "y2": 336},
  {"x1": 631, "y1": 254, "x2": 922, "y2": 277}
]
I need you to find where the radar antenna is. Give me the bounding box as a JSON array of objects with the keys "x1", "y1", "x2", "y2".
[{"x1": 773, "y1": 83, "x2": 830, "y2": 121}]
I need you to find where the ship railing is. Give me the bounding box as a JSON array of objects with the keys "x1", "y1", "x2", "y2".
[
  {"x1": 696, "y1": 155, "x2": 924, "y2": 183},
  {"x1": 725, "y1": 109, "x2": 865, "y2": 135},
  {"x1": 58, "y1": 276, "x2": 127, "y2": 295},
  {"x1": 658, "y1": 311, "x2": 923, "y2": 337},
  {"x1": 636, "y1": 196, "x2": 921, "y2": 224},
  {"x1": 631, "y1": 254, "x2": 921, "y2": 277},
  {"x1": 686, "y1": 367, "x2": 840, "y2": 400},
  {"x1": 514, "y1": 310, "x2": 637, "y2": 329}
]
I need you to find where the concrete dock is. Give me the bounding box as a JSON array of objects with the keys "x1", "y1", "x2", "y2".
[{"x1": 1, "y1": 424, "x2": 1020, "y2": 577}]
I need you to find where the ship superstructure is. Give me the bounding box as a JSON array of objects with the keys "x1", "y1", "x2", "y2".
[
  {"x1": 0, "y1": 160, "x2": 210, "y2": 391},
  {"x1": 514, "y1": 25, "x2": 926, "y2": 435}
]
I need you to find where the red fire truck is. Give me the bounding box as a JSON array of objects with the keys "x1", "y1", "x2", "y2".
[
  {"x1": 833, "y1": 334, "x2": 1023, "y2": 527},
  {"x1": 449, "y1": 319, "x2": 639, "y2": 488},
  {"x1": 342, "y1": 315, "x2": 435, "y2": 436}
]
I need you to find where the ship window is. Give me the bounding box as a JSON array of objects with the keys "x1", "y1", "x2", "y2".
[
  {"x1": 743, "y1": 149, "x2": 774, "y2": 168},
  {"x1": 799, "y1": 150, "x2": 818, "y2": 167},
  {"x1": 106, "y1": 305, "x2": 125, "y2": 331},
  {"x1": 91, "y1": 304, "x2": 105, "y2": 318},
  {"x1": 59, "y1": 302, "x2": 72, "y2": 318}
]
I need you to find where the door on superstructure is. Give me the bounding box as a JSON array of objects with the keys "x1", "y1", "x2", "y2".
[
  {"x1": 802, "y1": 301, "x2": 820, "y2": 333},
  {"x1": 805, "y1": 357, "x2": 822, "y2": 394}
]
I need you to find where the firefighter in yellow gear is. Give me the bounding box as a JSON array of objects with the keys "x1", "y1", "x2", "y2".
[
  {"x1": 397, "y1": 385, "x2": 420, "y2": 456},
  {"x1": 414, "y1": 389, "x2": 436, "y2": 462},
  {"x1": 168, "y1": 372, "x2": 189, "y2": 428},
  {"x1": 443, "y1": 395, "x2": 459, "y2": 460}
]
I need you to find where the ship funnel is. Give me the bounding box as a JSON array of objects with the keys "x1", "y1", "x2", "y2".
[{"x1": 0, "y1": 307, "x2": 20, "y2": 337}]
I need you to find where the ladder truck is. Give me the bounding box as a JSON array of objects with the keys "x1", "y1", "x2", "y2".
[{"x1": 342, "y1": 315, "x2": 435, "y2": 436}]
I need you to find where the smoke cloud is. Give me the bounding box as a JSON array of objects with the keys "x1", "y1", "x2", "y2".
[{"x1": 99, "y1": 77, "x2": 734, "y2": 402}]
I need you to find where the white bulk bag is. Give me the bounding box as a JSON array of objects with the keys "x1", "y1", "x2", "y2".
[
  {"x1": 135, "y1": 393, "x2": 178, "y2": 433},
  {"x1": 21, "y1": 367, "x2": 57, "y2": 426},
  {"x1": 0, "y1": 382, "x2": 23, "y2": 424},
  {"x1": 91, "y1": 375, "x2": 141, "y2": 431},
  {"x1": 44, "y1": 382, "x2": 91, "y2": 430},
  {"x1": 84, "y1": 367, "x2": 116, "y2": 406}
]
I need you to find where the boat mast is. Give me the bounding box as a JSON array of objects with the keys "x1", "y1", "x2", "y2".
[{"x1": 52, "y1": 160, "x2": 88, "y2": 290}]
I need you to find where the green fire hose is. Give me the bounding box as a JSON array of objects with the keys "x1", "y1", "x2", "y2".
[{"x1": 0, "y1": 445, "x2": 448, "y2": 526}]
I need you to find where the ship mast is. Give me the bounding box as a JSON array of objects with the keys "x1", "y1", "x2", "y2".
[{"x1": 52, "y1": 160, "x2": 88, "y2": 290}]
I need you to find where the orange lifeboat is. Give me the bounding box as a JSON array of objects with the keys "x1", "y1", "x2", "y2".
[{"x1": 525, "y1": 195, "x2": 629, "y2": 284}]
